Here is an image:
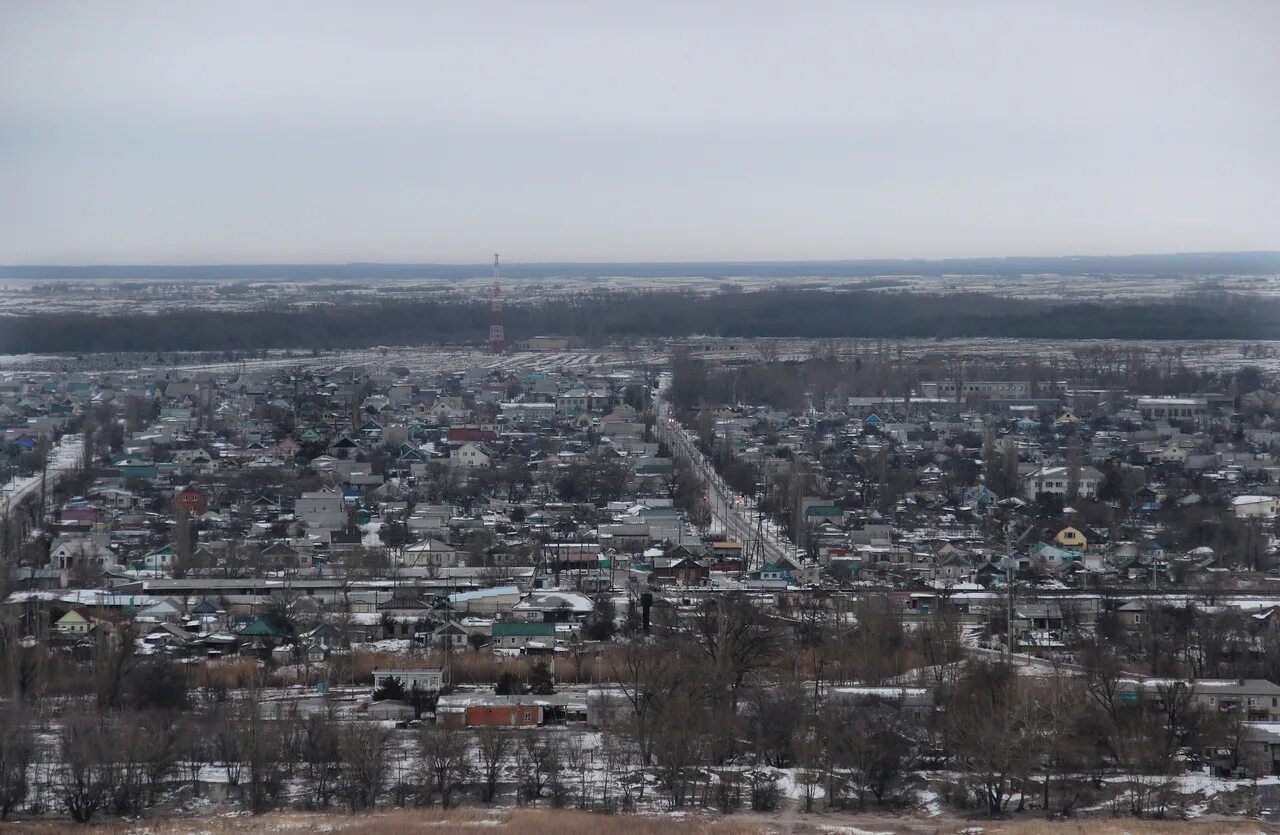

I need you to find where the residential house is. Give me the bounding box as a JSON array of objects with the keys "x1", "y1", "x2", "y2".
[
  {"x1": 371, "y1": 667, "x2": 447, "y2": 694},
  {"x1": 428, "y1": 620, "x2": 470, "y2": 650},
  {"x1": 401, "y1": 537, "x2": 461, "y2": 568},
  {"x1": 492, "y1": 621, "x2": 557, "y2": 650},
  {"x1": 650, "y1": 556, "x2": 710, "y2": 587},
  {"x1": 1233, "y1": 495, "x2": 1279, "y2": 519},
  {"x1": 296, "y1": 490, "x2": 347, "y2": 533},
  {"x1": 453, "y1": 442, "x2": 493, "y2": 469},
  {"x1": 54, "y1": 606, "x2": 99, "y2": 636},
  {"x1": 49, "y1": 534, "x2": 114, "y2": 571},
  {"x1": 1022, "y1": 466, "x2": 1102, "y2": 499},
  {"x1": 1054, "y1": 526, "x2": 1088, "y2": 551},
  {"x1": 512, "y1": 591, "x2": 594, "y2": 623}
]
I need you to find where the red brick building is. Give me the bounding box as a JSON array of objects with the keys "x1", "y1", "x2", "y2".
[{"x1": 176, "y1": 486, "x2": 207, "y2": 516}]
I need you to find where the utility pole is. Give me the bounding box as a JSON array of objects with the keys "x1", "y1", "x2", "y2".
[
  {"x1": 1006, "y1": 547, "x2": 1015, "y2": 658},
  {"x1": 1006, "y1": 522, "x2": 1033, "y2": 658},
  {"x1": 38, "y1": 444, "x2": 48, "y2": 527}
]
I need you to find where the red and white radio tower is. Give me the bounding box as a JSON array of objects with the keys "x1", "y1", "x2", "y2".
[{"x1": 487, "y1": 253, "x2": 506, "y2": 354}]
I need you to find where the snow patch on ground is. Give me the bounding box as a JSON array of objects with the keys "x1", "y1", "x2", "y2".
[
  {"x1": 916, "y1": 788, "x2": 942, "y2": 817},
  {"x1": 360, "y1": 521, "x2": 384, "y2": 547}
]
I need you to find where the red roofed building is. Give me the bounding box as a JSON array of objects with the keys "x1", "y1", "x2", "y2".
[{"x1": 448, "y1": 426, "x2": 499, "y2": 443}]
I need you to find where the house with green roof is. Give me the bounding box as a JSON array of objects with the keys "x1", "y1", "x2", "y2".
[
  {"x1": 397, "y1": 444, "x2": 424, "y2": 462},
  {"x1": 133, "y1": 545, "x2": 175, "y2": 572},
  {"x1": 803, "y1": 504, "x2": 843, "y2": 524},
  {"x1": 492, "y1": 621, "x2": 556, "y2": 650},
  {"x1": 235, "y1": 617, "x2": 290, "y2": 657},
  {"x1": 111, "y1": 455, "x2": 158, "y2": 480}
]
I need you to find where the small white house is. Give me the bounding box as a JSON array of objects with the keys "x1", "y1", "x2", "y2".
[
  {"x1": 1022, "y1": 466, "x2": 1102, "y2": 500},
  {"x1": 371, "y1": 667, "x2": 447, "y2": 693},
  {"x1": 49, "y1": 535, "x2": 114, "y2": 570},
  {"x1": 453, "y1": 442, "x2": 492, "y2": 469},
  {"x1": 1233, "y1": 495, "x2": 1280, "y2": 519}
]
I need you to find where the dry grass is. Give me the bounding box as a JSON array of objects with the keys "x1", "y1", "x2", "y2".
[
  {"x1": 4, "y1": 808, "x2": 770, "y2": 834},
  {"x1": 437, "y1": 647, "x2": 631, "y2": 687},
  {"x1": 784, "y1": 817, "x2": 1280, "y2": 834},
  {"x1": 9, "y1": 807, "x2": 1279, "y2": 834},
  {"x1": 501, "y1": 809, "x2": 766, "y2": 834},
  {"x1": 186, "y1": 657, "x2": 264, "y2": 690},
  {"x1": 977, "y1": 822, "x2": 1278, "y2": 835}
]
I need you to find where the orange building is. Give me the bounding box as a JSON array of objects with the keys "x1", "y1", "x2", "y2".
[
  {"x1": 436, "y1": 694, "x2": 547, "y2": 728},
  {"x1": 465, "y1": 704, "x2": 543, "y2": 727}
]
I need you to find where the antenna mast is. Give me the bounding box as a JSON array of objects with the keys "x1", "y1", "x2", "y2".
[{"x1": 487, "y1": 253, "x2": 506, "y2": 354}]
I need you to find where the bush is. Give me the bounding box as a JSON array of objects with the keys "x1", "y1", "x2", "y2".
[
  {"x1": 128, "y1": 659, "x2": 190, "y2": 711},
  {"x1": 372, "y1": 676, "x2": 405, "y2": 702},
  {"x1": 583, "y1": 598, "x2": 617, "y2": 642}
]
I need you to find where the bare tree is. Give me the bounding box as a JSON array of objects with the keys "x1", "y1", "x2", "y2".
[
  {"x1": 946, "y1": 662, "x2": 1034, "y2": 816},
  {"x1": 597, "y1": 729, "x2": 629, "y2": 811},
  {"x1": 105, "y1": 722, "x2": 148, "y2": 817},
  {"x1": 336, "y1": 722, "x2": 389, "y2": 811},
  {"x1": 1111, "y1": 707, "x2": 1176, "y2": 817},
  {"x1": 0, "y1": 706, "x2": 35, "y2": 820},
  {"x1": 177, "y1": 715, "x2": 214, "y2": 798},
  {"x1": 170, "y1": 499, "x2": 195, "y2": 579},
  {"x1": 746, "y1": 683, "x2": 805, "y2": 767},
  {"x1": 1156, "y1": 680, "x2": 1209, "y2": 758},
  {"x1": 56, "y1": 713, "x2": 115, "y2": 825},
  {"x1": 475, "y1": 725, "x2": 512, "y2": 804},
  {"x1": 691, "y1": 593, "x2": 779, "y2": 711},
  {"x1": 793, "y1": 717, "x2": 823, "y2": 813},
  {"x1": 1065, "y1": 434, "x2": 1082, "y2": 501},
  {"x1": 1081, "y1": 640, "x2": 1125, "y2": 726},
  {"x1": 515, "y1": 733, "x2": 562, "y2": 803},
  {"x1": 1214, "y1": 709, "x2": 1266, "y2": 779},
  {"x1": 610, "y1": 641, "x2": 676, "y2": 764},
  {"x1": 1000, "y1": 439, "x2": 1020, "y2": 498},
  {"x1": 651, "y1": 681, "x2": 707, "y2": 809},
  {"x1": 93, "y1": 627, "x2": 136, "y2": 710},
  {"x1": 299, "y1": 713, "x2": 341, "y2": 808},
  {"x1": 238, "y1": 696, "x2": 287, "y2": 813},
  {"x1": 1026, "y1": 672, "x2": 1091, "y2": 816},
  {"x1": 138, "y1": 716, "x2": 179, "y2": 810},
  {"x1": 212, "y1": 705, "x2": 244, "y2": 791},
  {"x1": 419, "y1": 723, "x2": 471, "y2": 808}
]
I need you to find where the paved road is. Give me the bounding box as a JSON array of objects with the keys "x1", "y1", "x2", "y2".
[
  {"x1": 655, "y1": 377, "x2": 796, "y2": 568},
  {"x1": 1, "y1": 433, "x2": 83, "y2": 526}
]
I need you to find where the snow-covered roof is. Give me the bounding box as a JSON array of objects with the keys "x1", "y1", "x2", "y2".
[
  {"x1": 1232, "y1": 495, "x2": 1277, "y2": 505},
  {"x1": 447, "y1": 585, "x2": 520, "y2": 604},
  {"x1": 516, "y1": 591, "x2": 594, "y2": 613}
]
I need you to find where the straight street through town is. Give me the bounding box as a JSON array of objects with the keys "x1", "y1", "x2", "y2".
[
  {"x1": 1, "y1": 433, "x2": 83, "y2": 527},
  {"x1": 655, "y1": 375, "x2": 797, "y2": 569}
]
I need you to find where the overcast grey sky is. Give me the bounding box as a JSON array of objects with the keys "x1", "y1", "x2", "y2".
[{"x1": 2, "y1": 1, "x2": 1277, "y2": 264}]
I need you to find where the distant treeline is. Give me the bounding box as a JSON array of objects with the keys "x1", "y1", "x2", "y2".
[
  {"x1": 4, "y1": 250, "x2": 1280, "y2": 280},
  {"x1": 3, "y1": 289, "x2": 1278, "y2": 353}
]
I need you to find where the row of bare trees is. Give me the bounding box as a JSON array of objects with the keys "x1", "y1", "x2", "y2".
[{"x1": 0, "y1": 593, "x2": 1266, "y2": 823}]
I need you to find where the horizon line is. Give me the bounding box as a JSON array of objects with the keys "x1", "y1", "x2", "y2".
[{"x1": 4, "y1": 249, "x2": 1279, "y2": 270}]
